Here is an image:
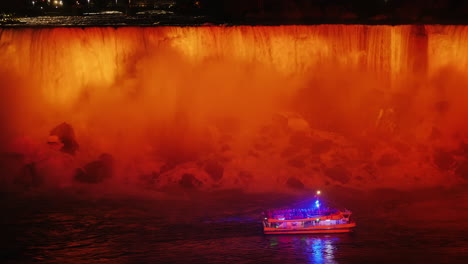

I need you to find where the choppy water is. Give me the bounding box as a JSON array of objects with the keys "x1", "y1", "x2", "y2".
[{"x1": 1, "y1": 187, "x2": 467, "y2": 264}]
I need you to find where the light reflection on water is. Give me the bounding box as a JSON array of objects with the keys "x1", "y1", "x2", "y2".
[
  {"x1": 308, "y1": 237, "x2": 336, "y2": 264},
  {"x1": 1, "y1": 191, "x2": 467, "y2": 264},
  {"x1": 266, "y1": 235, "x2": 339, "y2": 264}
]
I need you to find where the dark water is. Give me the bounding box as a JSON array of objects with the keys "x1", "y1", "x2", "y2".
[
  {"x1": 1, "y1": 187, "x2": 467, "y2": 264},
  {"x1": 8, "y1": 13, "x2": 208, "y2": 27}
]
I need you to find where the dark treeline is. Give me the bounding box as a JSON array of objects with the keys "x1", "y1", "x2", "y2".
[
  {"x1": 188, "y1": 0, "x2": 468, "y2": 22},
  {"x1": 1, "y1": 0, "x2": 468, "y2": 23}
]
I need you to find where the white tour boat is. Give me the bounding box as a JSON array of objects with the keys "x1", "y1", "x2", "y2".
[{"x1": 262, "y1": 191, "x2": 356, "y2": 234}]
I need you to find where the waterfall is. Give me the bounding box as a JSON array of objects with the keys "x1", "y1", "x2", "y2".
[{"x1": 1, "y1": 25, "x2": 468, "y2": 191}]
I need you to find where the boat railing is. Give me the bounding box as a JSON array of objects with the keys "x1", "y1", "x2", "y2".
[{"x1": 263, "y1": 208, "x2": 341, "y2": 220}]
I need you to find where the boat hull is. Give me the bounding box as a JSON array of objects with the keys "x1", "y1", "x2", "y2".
[{"x1": 263, "y1": 223, "x2": 356, "y2": 235}]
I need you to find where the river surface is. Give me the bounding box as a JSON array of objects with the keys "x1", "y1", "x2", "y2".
[{"x1": 1, "y1": 187, "x2": 467, "y2": 264}]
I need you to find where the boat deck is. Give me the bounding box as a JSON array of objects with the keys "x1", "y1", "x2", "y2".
[
  {"x1": 264, "y1": 222, "x2": 356, "y2": 234},
  {"x1": 264, "y1": 208, "x2": 342, "y2": 220}
]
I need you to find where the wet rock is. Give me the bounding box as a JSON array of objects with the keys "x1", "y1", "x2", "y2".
[
  {"x1": 220, "y1": 144, "x2": 230, "y2": 152},
  {"x1": 324, "y1": 165, "x2": 351, "y2": 184},
  {"x1": 239, "y1": 170, "x2": 253, "y2": 182},
  {"x1": 375, "y1": 108, "x2": 397, "y2": 134},
  {"x1": 282, "y1": 139, "x2": 305, "y2": 157},
  {"x1": 0, "y1": 152, "x2": 25, "y2": 187},
  {"x1": 310, "y1": 139, "x2": 333, "y2": 155},
  {"x1": 287, "y1": 117, "x2": 310, "y2": 132},
  {"x1": 455, "y1": 160, "x2": 468, "y2": 180},
  {"x1": 377, "y1": 153, "x2": 400, "y2": 167},
  {"x1": 289, "y1": 132, "x2": 312, "y2": 148},
  {"x1": 204, "y1": 160, "x2": 224, "y2": 181},
  {"x1": 179, "y1": 173, "x2": 202, "y2": 189},
  {"x1": 453, "y1": 142, "x2": 468, "y2": 158},
  {"x1": 159, "y1": 162, "x2": 177, "y2": 174},
  {"x1": 272, "y1": 113, "x2": 289, "y2": 131},
  {"x1": 14, "y1": 162, "x2": 42, "y2": 188},
  {"x1": 363, "y1": 163, "x2": 377, "y2": 180},
  {"x1": 74, "y1": 153, "x2": 114, "y2": 183},
  {"x1": 286, "y1": 177, "x2": 304, "y2": 190},
  {"x1": 139, "y1": 172, "x2": 159, "y2": 185},
  {"x1": 281, "y1": 146, "x2": 297, "y2": 158},
  {"x1": 433, "y1": 149, "x2": 455, "y2": 171},
  {"x1": 355, "y1": 175, "x2": 364, "y2": 181},
  {"x1": 253, "y1": 138, "x2": 272, "y2": 151},
  {"x1": 49, "y1": 122, "x2": 79, "y2": 155}
]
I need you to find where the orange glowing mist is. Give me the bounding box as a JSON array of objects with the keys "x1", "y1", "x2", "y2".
[{"x1": 0, "y1": 26, "x2": 467, "y2": 191}]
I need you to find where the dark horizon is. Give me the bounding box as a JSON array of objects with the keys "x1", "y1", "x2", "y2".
[{"x1": 2, "y1": 0, "x2": 468, "y2": 26}]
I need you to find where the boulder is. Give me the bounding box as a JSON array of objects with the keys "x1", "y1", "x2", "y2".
[
  {"x1": 455, "y1": 160, "x2": 468, "y2": 180},
  {"x1": 286, "y1": 177, "x2": 304, "y2": 189},
  {"x1": 179, "y1": 173, "x2": 202, "y2": 189},
  {"x1": 287, "y1": 117, "x2": 310, "y2": 132},
  {"x1": 287, "y1": 156, "x2": 306, "y2": 168},
  {"x1": 74, "y1": 153, "x2": 114, "y2": 183},
  {"x1": 453, "y1": 142, "x2": 468, "y2": 158},
  {"x1": 204, "y1": 160, "x2": 224, "y2": 181},
  {"x1": 289, "y1": 132, "x2": 312, "y2": 148},
  {"x1": 238, "y1": 170, "x2": 253, "y2": 184},
  {"x1": 14, "y1": 162, "x2": 42, "y2": 188},
  {"x1": 49, "y1": 122, "x2": 79, "y2": 155},
  {"x1": 324, "y1": 165, "x2": 351, "y2": 184},
  {"x1": 0, "y1": 152, "x2": 24, "y2": 188},
  {"x1": 139, "y1": 172, "x2": 159, "y2": 185},
  {"x1": 433, "y1": 149, "x2": 455, "y2": 171},
  {"x1": 310, "y1": 139, "x2": 333, "y2": 155},
  {"x1": 377, "y1": 153, "x2": 400, "y2": 167}
]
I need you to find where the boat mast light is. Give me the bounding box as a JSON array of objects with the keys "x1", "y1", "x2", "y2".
[{"x1": 314, "y1": 190, "x2": 321, "y2": 208}]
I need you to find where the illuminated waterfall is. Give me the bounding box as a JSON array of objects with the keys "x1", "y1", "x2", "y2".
[{"x1": 1, "y1": 25, "x2": 467, "y2": 191}]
